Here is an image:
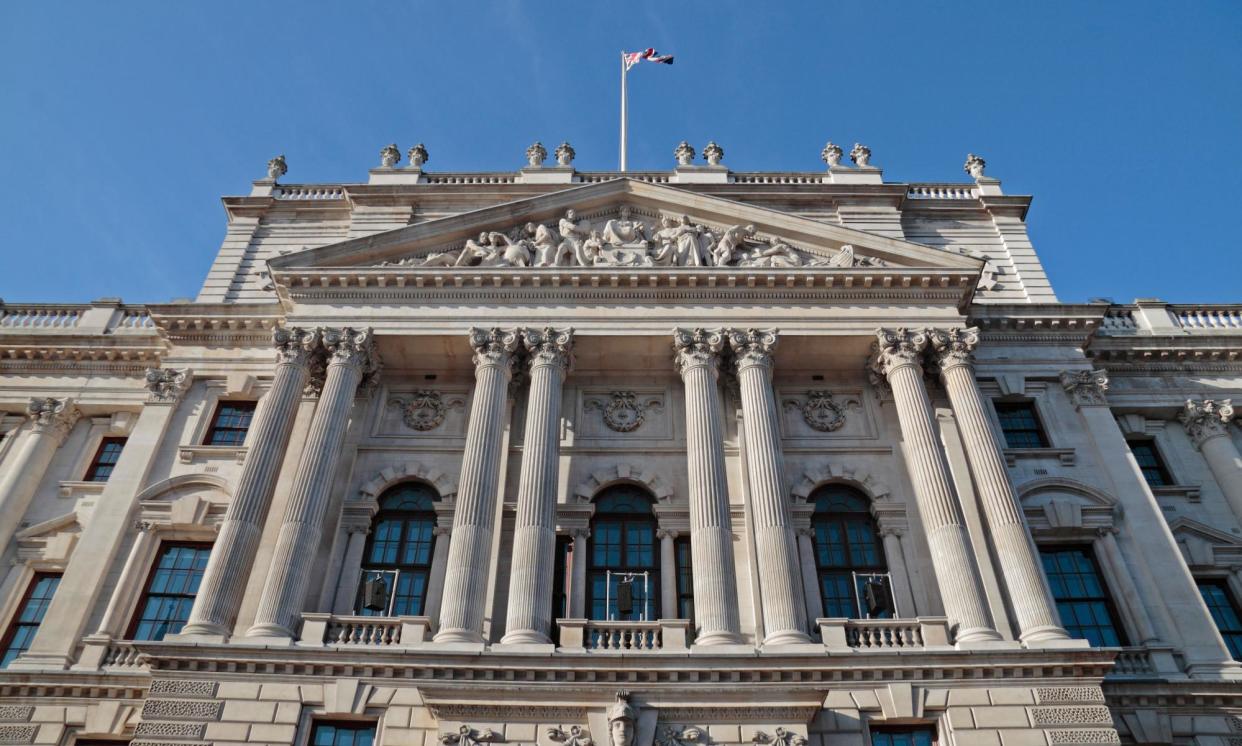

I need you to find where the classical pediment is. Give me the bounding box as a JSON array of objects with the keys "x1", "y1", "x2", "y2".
[{"x1": 268, "y1": 178, "x2": 982, "y2": 274}]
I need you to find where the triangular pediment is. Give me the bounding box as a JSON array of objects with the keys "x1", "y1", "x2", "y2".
[{"x1": 268, "y1": 178, "x2": 982, "y2": 273}]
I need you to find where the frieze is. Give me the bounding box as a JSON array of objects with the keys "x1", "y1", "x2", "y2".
[
  {"x1": 651, "y1": 708, "x2": 818, "y2": 724},
  {"x1": 378, "y1": 208, "x2": 886, "y2": 270},
  {"x1": 753, "y1": 729, "x2": 808, "y2": 746},
  {"x1": 655, "y1": 726, "x2": 706, "y2": 746},
  {"x1": 431, "y1": 705, "x2": 588, "y2": 722}
]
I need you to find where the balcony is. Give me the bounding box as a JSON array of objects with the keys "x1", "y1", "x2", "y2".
[
  {"x1": 298, "y1": 613, "x2": 432, "y2": 648},
  {"x1": 556, "y1": 618, "x2": 691, "y2": 652},
  {"x1": 817, "y1": 617, "x2": 952, "y2": 651},
  {"x1": 1106, "y1": 645, "x2": 1184, "y2": 679}
]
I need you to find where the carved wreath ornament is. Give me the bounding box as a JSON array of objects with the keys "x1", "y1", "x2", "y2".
[
  {"x1": 389, "y1": 390, "x2": 456, "y2": 431},
  {"x1": 586, "y1": 391, "x2": 664, "y2": 432},
  {"x1": 783, "y1": 390, "x2": 851, "y2": 432}
]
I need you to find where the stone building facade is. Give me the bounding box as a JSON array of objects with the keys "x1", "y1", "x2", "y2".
[{"x1": 0, "y1": 142, "x2": 1239, "y2": 746}]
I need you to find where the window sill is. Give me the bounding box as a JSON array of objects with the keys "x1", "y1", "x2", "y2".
[
  {"x1": 178, "y1": 445, "x2": 247, "y2": 464},
  {"x1": 1004, "y1": 447, "x2": 1076, "y2": 467},
  {"x1": 58, "y1": 480, "x2": 107, "y2": 499},
  {"x1": 1151, "y1": 485, "x2": 1201, "y2": 502}
]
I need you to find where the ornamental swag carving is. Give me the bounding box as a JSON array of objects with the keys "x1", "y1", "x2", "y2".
[
  {"x1": 656, "y1": 726, "x2": 706, "y2": 746},
  {"x1": 586, "y1": 392, "x2": 664, "y2": 432},
  {"x1": 388, "y1": 390, "x2": 464, "y2": 431},
  {"x1": 547, "y1": 726, "x2": 594, "y2": 746},
  {"x1": 783, "y1": 390, "x2": 856, "y2": 432},
  {"x1": 441, "y1": 726, "x2": 500, "y2": 746},
  {"x1": 753, "y1": 729, "x2": 808, "y2": 746},
  {"x1": 380, "y1": 208, "x2": 886, "y2": 270}
]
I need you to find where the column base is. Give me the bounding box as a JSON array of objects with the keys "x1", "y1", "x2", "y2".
[
  {"x1": 491, "y1": 642, "x2": 557, "y2": 654},
  {"x1": 6, "y1": 652, "x2": 71, "y2": 671},
  {"x1": 499, "y1": 629, "x2": 551, "y2": 645},
  {"x1": 694, "y1": 629, "x2": 746, "y2": 646},
  {"x1": 1018, "y1": 624, "x2": 1077, "y2": 646},
  {"x1": 244, "y1": 622, "x2": 296, "y2": 641},
  {"x1": 1022, "y1": 637, "x2": 1090, "y2": 650},
  {"x1": 953, "y1": 625, "x2": 1006, "y2": 646},
  {"x1": 433, "y1": 627, "x2": 485, "y2": 644},
  {"x1": 762, "y1": 629, "x2": 813, "y2": 646},
  {"x1": 175, "y1": 620, "x2": 232, "y2": 638}
]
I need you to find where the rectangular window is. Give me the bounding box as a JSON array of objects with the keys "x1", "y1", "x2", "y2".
[
  {"x1": 1198, "y1": 579, "x2": 1242, "y2": 660},
  {"x1": 871, "y1": 727, "x2": 936, "y2": 746},
  {"x1": 204, "y1": 401, "x2": 256, "y2": 446},
  {"x1": 1127, "y1": 438, "x2": 1172, "y2": 488},
  {"x1": 674, "y1": 535, "x2": 694, "y2": 622},
  {"x1": 129, "y1": 543, "x2": 211, "y2": 641},
  {"x1": 311, "y1": 721, "x2": 376, "y2": 746},
  {"x1": 1040, "y1": 546, "x2": 1126, "y2": 647},
  {"x1": 84, "y1": 436, "x2": 127, "y2": 482},
  {"x1": 0, "y1": 573, "x2": 61, "y2": 667},
  {"x1": 994, "y1": 400, "x2": 1050, "y2": 449}
]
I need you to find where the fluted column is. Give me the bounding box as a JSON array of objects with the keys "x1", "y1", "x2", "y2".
[
  {"x1": 1093, "y1": 527, "x2": 1158, "y2": 645},
  {"x1": 0, "y1": 398, "x2": 80, "y2": 551},
  {"x1": 1181, "y1": 400, "x2": 1242, "y2": 521},
  {"x1": 727, "y1": 328, "x2": 810, "y2": 645},
  {"x1": 502, "y1": 327, "x2": 574, "y2": 644},
  {"x1": 929, "y1": 328, "x2": 1071, "y2": 644},
  {"x1": 180, "y1": 328, "x2": 319, "y2": 638},
  {"x1": 870, "y1": 328, "x2": 1001, "y2": 644},
  {"x1": 659, "y1": 529, "x2": 679, "y2": 619},
  {"x1": 570, "y1": 528, "x2": 588, "y2": 618},
  {"x1": 673, "y1": 328, "x2": 743, "y2": 645},
  {"x1": 248, "y1": 328, "x2": 378, "y2": 639},
  {"x1": 424, "y1": 527, "x2": 452, "y2": 626},
  {"x1": 330, "y1": 523, "x2": 373, "y2": 614},
  {"x1": 435, "y1": 328, "x2": 520, "y2": 643}
]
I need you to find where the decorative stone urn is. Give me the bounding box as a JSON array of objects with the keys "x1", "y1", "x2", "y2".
[
  {"x1": 555, "y1": 141, "x2": 576, "y2": 166},
  {"x1": 379, "y1": 144, "x2": 401, "y2": 168},
  {"x1": 821, "y1": 141, "x2": 843, "y2": 168},
  {"x1": 702, "y1": 141, "x2": 724, "y2": 166},
  {"x1": 674, "y1": 141, "x2": 695, "y2": 166},
  {"x1": 266, "y1": 154, "x2": 287, "y2": 180},
  {"x1": 407, "y1": 143, "x2": 429, "y2": 168},
  {"x1": 526, "y1": 141, "x2": 548, "y2": 167},
  {"x1": 964, "y1": 153, "x2": 987, "y2": 178},
  {"x1": 850, "y1": 143, "x2": 872, "y2": 167}
]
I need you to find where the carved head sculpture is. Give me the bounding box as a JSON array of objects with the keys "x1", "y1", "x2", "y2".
[
  {"x1": 565, "y1": 209, "x2": 577, "y2": 221},
  {"x1": 619, "y1": 206, "x2": 631, "y2": 220},
  {"x1": 607, "y1": 694, "x2": 637, "y2": 746}
]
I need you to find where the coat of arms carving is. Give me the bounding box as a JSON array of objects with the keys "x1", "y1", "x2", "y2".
[
  {"x1": 389, "y1": 390, "x2": 461, "y2": 431},
  {"x1": 783, "y1": 390, "x2": 854, "y2": 432},
  {"x1": 585, "y1": 391, "x2": 664, "y2": 432}
]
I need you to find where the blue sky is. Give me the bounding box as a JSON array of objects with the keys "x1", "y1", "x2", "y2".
[{"x1": 2, "y1": 1, "x2": 1239, "y2": 304}]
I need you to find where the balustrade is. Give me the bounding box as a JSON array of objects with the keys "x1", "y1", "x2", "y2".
[
  {"x1": 817, "y1": 617, "x2": 951, "y2": 651},
  {"x1": 556, "y1": 618, "x2": 690, "y2": 652},
  {"x1": 299, "y1": 613, "x2": 431, "y2": 648}
]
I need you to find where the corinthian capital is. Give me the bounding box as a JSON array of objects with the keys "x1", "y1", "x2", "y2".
[
  {"x1": 1059, "y1": 369, "x2": 1109, "y2": 408},
  {"x1": 928, "y1": 327, "x2": 980, "y2": 373},
  {"x1": 272, "y1": 326, "x2": 320, "y2": 367},
  {"x1": 1180, "y1": 399, "x2": 1235, "y2": 447},
  {"x1": 322, "y1": 328, "x2": 382, "y2": 395},
  {"x1": 522, "y1": 327, "x2": 574, "y2": 372},
  {"x1": 672, "y1": 327, "x2": 725, "y2": 377},
  {"x1": 727, "y1": 328, "x2": 778, "y2": 371},
  {"x1": 144, "y1": 367, "x2": 193, "y2": 404},
  {"x1": 869, "y1": 327, "x2": 928, "y2": 379},
  {"x1": 468, "y1": 327, "x2": 521, "y2": 370},
  {"x1": 26, "y1": 397, "x2": 80, "y2": 442}
]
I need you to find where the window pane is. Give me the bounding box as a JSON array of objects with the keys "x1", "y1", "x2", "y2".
[
  {"x1": 994, "y1": 401, "x2": 1050, "y2": 449},
  {"x1": 1040, "y1": 547, "x2": 1124, "y2": 646},
  {"x1": 872, "y1": 728, "x2": 935, "y2": 746},
  {"x1": 206, "y1": 401, "x2": 257, "y2": 446},
  {"x1": 587, "y1": 487, "x2": 660, "y2": 621},
  {"x1": 85, "y1": 437, "x2": 127, "y2": 482},
  {"x1": 131, "y1": 545, "x2": 211, "y2": 641},
  {"x1": 312, "y1": 723, "x2": 377, "y2": 746},
  {"x1": 358, "y1": 484, "x2": 440, "y2": 617},
  {"x1": 810, "y1": 486, "x2": 888, "y2": 618},
  {"x1": 1, "y1": 574, "x2": 61, "y2": 667}
]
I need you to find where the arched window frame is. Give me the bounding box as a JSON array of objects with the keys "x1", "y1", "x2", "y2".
[
  {"x1": 356, "y1": 481, "x2": 441, "y2": 618},
  {"x1": 807, "y1": 484, "x2": 891, "y2": 619},
  {"x1": 586, "y1": 485, "x2": 661, "y2": 622}
]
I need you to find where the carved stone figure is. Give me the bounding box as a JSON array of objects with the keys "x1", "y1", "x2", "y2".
[
  {"x1": 558, "y1": 209, "x2": 593, "y2": 264},
  {"x1": 389, "y1": 390, "x2": 452, "y2": 431},
  {"x1": 1059, "y1": 369, "x2": 1110, "y2": 407},
  {"x1": 607, "y1": 694, "x2": 636, "y2": 746},
  {"x1": 440, "y1": 725, "x2": 499, "y2": 746},
  {"x1": 657, "y1": 215, "x2": 711, "y2": 267},
  {"x1": 526, "y1": 222, "x2": 567, "y2": 267},
  {"x1": 266, "y1": 154, "x2": 287, "y2": 180},
  {"x1": 815, "y1": 244, "x2": 886, "y2": 268},
  {"x1": 601, "y1": 207, "x2": 650, "y2": 250},
  {"x1": 737, "y1": 236, "x2": 803, "y2": 268},
  {"x1": 674, "y1": 141, "x2": 695, "y2": 166},
  {"x1": 526, "y1": 142, "x2": 548, "y2": 167},
  {"x1": 656, "y1": 726, "x2": 705, "y2": 746},
  {"x1": 964, "y1": 153, "x2": 987, "y2": 179},
  {"x1": 555, "y1": 142, "x2": 576, "y2": 166},
  {"x1": 821, "y1": 141, "x2": 843, "y2": 168},
  {"x1": 407, "y1": 143, "x2": 429, "y2": 168},
  {"x1": 702, "y1": 141, "x2": 724, "y2": 166},
  {"x1": 379, "y1": 144, "x2": 401, "y2": 168},
  {"x1": 850, "y1": 143, "x2": 872, "y2": 167},
  {"x1": 753, "y1": 729, "x2": 807, "y2": 746}
]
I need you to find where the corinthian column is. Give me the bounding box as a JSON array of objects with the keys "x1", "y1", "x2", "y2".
[
  {"x1": 179, "y1": 327, "x2": 320, "y2": 639},
  {"x1": 870, "y1": 328, "x2": 1001, "y2": 644},
  {"x1": 1180, "y1": 400, "x2": 1242, "y2": 521},
  {"x1": 502, "y1": 327, "x2": 574, "y2": 645},
  {"x1": 434, "y1": 327, "x2": 520, "y2": 644},
  {"x1": 0, "y1": 398, "x2": 80, "y2": 551},
  {"x1": 673, "y1": 328, "x2": 743, "y2": 645},
  {"x1": 929, "y1": 328, "x2": 1072, "y2": 645},
  {"x1": 727, "y1": 328, "x2": 810, "y2": 645},
  {"x1": 248, "y1": 327, "x2": 379, "y2": 639}
]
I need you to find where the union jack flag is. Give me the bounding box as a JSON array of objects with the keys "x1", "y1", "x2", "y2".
[{"x1": 623, "y1": 48, "x2": 675, "y2": 71}]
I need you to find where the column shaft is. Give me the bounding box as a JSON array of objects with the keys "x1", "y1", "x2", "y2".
[
  {"x1": 570, "y1": 530, "x2": 588, "y2": 618},
  {"x1": 181, "y1": 328, "x2": 318, "y2": 638},
  {"x1": 503, "y1": 328, "x2": 573, "y2": 644},
  {"x1": 659, "y1": 530, "x2": 678, "y2": 619},
  {"x1": 424, "y1": 527, "x2": 452, "y2": 626},
  {"x1": 248, "y1": 328, "x2": 375, "y2": 638},
  {"x1": 797, "y1": 530, "x2": 824, "y2": 627},
  {"x1": 95, "y1": 524, "x2": 159, "y2": 637},
  {"x1": 1093, "y1": 529, "x2": 1158, "y2": 644},
  {"x1": 729, "y1": 329, "x2": 809, "y2": 645},
  {"x1": 435, "y1": 328, "x2": 519, "y2": 643},
  {"x1": 0, "y1": 399, "x2": 79, "y2": 551},
  {"x1": 873, "y1": 329, "x2": 1000, "y2": 644},
  {"x1": 931, "y1": 329, "x2": 1070, "y2": 643},
  {"x1": 1182, "y1": 400, "x2": 1242, "y2": 522},
  {"x1": 332, "y1": 529, "x2": 372, "y2": 614},
  {"x1": 674, "y1": 328, "x2": 743, "y2": 645}
]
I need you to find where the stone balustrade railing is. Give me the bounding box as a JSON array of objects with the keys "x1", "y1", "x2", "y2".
[
  {"x1": 907, "y1": 185, "x2": 979, "y2": 200},
  {"x1": 1100, "y1": 302, "x2": 1242, "y2": 335},
  {"x1": 817, "y1": 617, "x2": 952, "y2": 651},
  {"x1": 1107, "y1": 645, "x2": 1184, "y2": 679},
  {"x1": 0, "y1": 302, "x2": 155, "y2": 336},
  {"x1": 101, "y1": 640, "x2": 147, "y2": 670},
  {"x1": 272, "y1": 185, "x2": 347, "y2": 200},
  {"x1": 556, "y1": 618, "x2": 691, "y2": 652},
  {"x1": 299, "y1": 613, "x2": 432, "y2": 648}
]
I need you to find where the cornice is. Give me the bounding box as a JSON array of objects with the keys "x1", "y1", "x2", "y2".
[
  {"x1": 967, "y1": 303, "x2": 1107, "y2": 347},
  {"x1": 146, "y1": 302, "x2": 284, "y2": 345},
  {"x1": 0, "y1": 335, "x2": 165, "y2": 373},
  {"x1": 273, "y1": 267, "x2": 978, "y2": 308},
  {"x1": 1089, "y1": 338, "x2": 1242, "y2": 373}
]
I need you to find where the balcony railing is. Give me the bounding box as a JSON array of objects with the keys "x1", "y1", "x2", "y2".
[
  {"x1": 1106, "y1": 645, "x2": 1184, "y2": 679},
  {"x1": 0, "y1": 302, "x2": 155, "y2": 335},
  {"x1": 817, "y1": 617, "x2": 951, "y2": 651},
  {"x1": 1100, "y1": 302, "x2": 1242, "y2": 335},
  {"x1": 299, "y1": 613, "x2": 432, "y2": 648},
  {"x1": 556, "y1": 618, "x2": 690, "y2": 652}
]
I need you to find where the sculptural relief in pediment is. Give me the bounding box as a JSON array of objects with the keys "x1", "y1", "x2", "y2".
[{"x1": 378, "y1": 206, "x2": 886, "y2": 270}]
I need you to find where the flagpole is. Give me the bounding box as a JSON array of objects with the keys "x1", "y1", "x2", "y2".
[{"x1": 619, "y1": 51, "x2": 628, "y2": 172}]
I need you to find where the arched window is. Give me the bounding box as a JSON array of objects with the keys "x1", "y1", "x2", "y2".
[
  {"x1": 810, "y1": 485, "x2": 890, "y2": 618},
  {"x1": 357, "y1": 482, "x2": 439, "y2": 616},
  {"x1": 588, "y1": 485, "x2": 660, "y2": 621}
]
